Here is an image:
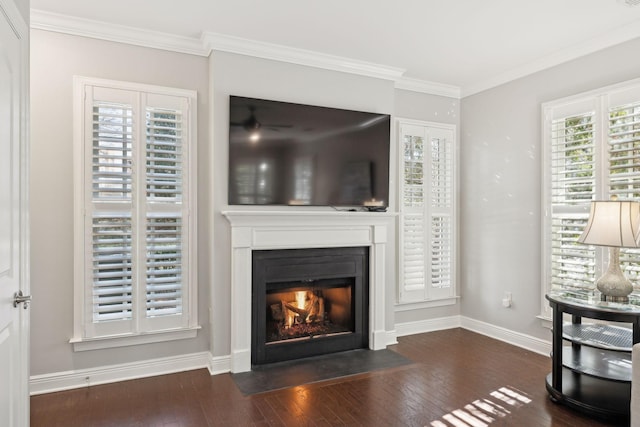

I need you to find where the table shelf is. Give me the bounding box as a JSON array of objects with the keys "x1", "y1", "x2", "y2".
[{"x1": 562, "y1": 323, "x2": 632, "y2": 351}]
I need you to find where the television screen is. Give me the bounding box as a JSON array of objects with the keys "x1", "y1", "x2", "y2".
[{"x1": 228, "y1": 96, "x2": 390, "y2": 207}]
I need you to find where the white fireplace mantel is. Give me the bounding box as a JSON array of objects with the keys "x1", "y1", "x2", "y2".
[{"x1": 223, "y1": 210, "x2": 395, "y2": 373}]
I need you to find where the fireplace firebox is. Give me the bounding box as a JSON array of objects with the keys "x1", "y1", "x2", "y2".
[{"x1": 252, "y1": 247, "x2": 369, "y2": 365}]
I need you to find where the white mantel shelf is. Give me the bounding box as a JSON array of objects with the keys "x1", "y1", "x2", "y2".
[
  {"x1": 222, "y1": 209, "x2": 397, "y2": 223},
  {"x1": 223, "y1": 209, "x2": 395, "y2": 373}
]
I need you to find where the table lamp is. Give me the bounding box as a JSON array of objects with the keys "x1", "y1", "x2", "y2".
[{"x1": 578, "y1": 199, "x2": 640, "y2": 302}]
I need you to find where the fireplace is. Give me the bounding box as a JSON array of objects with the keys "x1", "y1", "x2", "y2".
[
  {"x1": 223, "y1": 210, "x2": 391, "y2": 373},
  {"x1": 252, "y1": 247, "x2": 369, "y2": 365}
]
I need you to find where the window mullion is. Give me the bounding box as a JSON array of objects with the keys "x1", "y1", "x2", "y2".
[{"x1": 133, "y1": 92, "x2": 146, "y2": 334}]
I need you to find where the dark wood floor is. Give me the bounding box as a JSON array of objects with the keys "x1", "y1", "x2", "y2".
[{"x1": 30, "y1": 329, "x2": 624, "y2": 426}]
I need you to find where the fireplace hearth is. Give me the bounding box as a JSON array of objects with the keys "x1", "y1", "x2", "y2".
[{"x1": 252, "y1": 247, "x2": 369, "y2": 365}]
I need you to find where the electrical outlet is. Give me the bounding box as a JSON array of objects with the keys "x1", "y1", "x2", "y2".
[{"x1": 502, "y1": 292, "x2": 512, "y2": 308}]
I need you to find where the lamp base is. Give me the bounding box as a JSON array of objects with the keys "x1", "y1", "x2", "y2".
[{"x1": 596, "y1": 247, "x2": 633, "y2": 304}]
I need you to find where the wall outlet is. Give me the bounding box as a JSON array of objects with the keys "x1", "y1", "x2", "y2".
[{"x1": 502, "y1": 292, "x2": 512, "y2": 308}]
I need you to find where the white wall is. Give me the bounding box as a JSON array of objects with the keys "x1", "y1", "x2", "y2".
[
  {"x1": 29, "y1": 30, "x2": 211, "y2": 375},
  {"x1": 460, "y1": 37, "x2": 640, "y2": 341}
]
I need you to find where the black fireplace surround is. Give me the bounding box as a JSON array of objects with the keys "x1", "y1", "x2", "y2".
[{"x1": 252, "y1": 247, "x2": 369, "y2": 365}]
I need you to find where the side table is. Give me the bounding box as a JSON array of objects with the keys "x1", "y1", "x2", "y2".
[{"x1": 546, "y1": 292, "x2": 640, "y2": 421}]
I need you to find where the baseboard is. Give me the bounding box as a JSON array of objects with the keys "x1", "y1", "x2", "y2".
[
  {"x1": 209, "y1": 353, "x2": 231, "y2": 375},
  {"x1": 460, "y1": 316, "x2": 552, "y2": 356},
  {"x1": 395, "y1": 315, "x2": 462, "y2": 337},
  {"x1": 30, "y1": 351, "x2": 212, "y2": 395},
  {"x1": 393, "y1": 315, "x2": 551, "y2": 357}
]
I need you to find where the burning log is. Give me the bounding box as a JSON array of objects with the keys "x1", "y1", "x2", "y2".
[{"x1": 280, "y1": 291, "x2": 324, "y2": 327}]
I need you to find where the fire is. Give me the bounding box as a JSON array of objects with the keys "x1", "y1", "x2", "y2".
[
  {"x1": 284, "y1": 291, "x2": 309, "y2": 328},
  {"x1": 295, "y1": 291, "x2": 307, "y2": 309}
]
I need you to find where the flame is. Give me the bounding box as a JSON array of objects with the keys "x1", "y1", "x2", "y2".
[{"x1": 295, "y1": 291, "x2": 306, "y2": 309}]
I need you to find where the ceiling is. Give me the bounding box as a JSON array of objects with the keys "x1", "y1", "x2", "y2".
[{"x1": 29, "y1": 0, "x2": 640, "y2": 96}]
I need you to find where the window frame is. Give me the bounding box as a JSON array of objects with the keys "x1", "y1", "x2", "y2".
[
  {"x1": 71, "y1": 76, "x2": 199, "y2": 351},
  {"x1": 396, "y1": 118, "x2": 458, "y2": 309},
  {"x1": 541, "y1": 77, "x2": 640, "y2": 320}
]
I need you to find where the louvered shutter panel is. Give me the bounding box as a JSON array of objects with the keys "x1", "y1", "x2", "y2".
[
  {"x1": 400, "y1": 125, "x2": 427, "y2": 302},
  {"x1": 610, "y1": 101, "x2": 640, "y2": 284},
  {"x1": 92, "y1": 103, "x2": 133, "y2": 199},
  {"x1": 146, "y1": 216, "x2": 183, "y2": 317},
  {"x1": 91, "y1": 215, "x2": 133, "y2": 322},
  {"x1": 549, "y1": 111, "x2": 596, "y2": 291},
  {"x1": 146, "y1": 107, "x2": 183, "y2": 201},
  {"x1": 402, "y1": 213, "x2": 426, "y2": 291},
  {"x1": 85, "y1": 94, "x2": 137, "y2": 337},
  {"x1": 140, "y1": 98, "x2": 190, "y2": 331},
  {"x1": 427, "y1": 130, "x2": 454, "y2": 299},
  {"x1": 399, "y1": 122, "x2": 455, "y2": 303}
]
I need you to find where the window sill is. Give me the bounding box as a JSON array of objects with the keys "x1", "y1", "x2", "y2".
[
  {"x1": 70, "y1": 326, "x2": 201, "y2": 352},
  {"x1": 394, "y1": 296, "x2": 459, "y2": 312}
]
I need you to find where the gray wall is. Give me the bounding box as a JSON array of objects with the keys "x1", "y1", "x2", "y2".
[
  {"x1": 393, "y1": 88, "x2": 462, "y2": 325},
  {"x1": 29, "y1": 29, "x2": 462, "y2": 376},
  {"x1": 14, "y1": 0, "x2": 28, "y2": 24},
  {"x1": 29, "y1": 30, "x2": 211, "y2": 375},
  {"x1": 460, "y1": 37, "x2": 640, "y2": 341}
]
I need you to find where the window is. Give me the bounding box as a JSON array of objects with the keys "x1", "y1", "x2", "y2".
[
  {"x1": 397, "y1": 119, "x2": 457, "y2": 305},
  {"x1": 72, "y1": 77, "x2": 198, "y2": 350},
  {"x1": 542, "y1": 78, "x2": 640, "y2": 317}
]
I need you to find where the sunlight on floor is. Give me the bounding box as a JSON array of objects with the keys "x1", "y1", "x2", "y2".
[{"x1": 429, "y1": 386, "x2": 533, "y2": 427}]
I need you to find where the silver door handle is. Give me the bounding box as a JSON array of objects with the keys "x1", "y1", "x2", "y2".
[{"x1": 13, "y1": 290, "x2": 31, "y2": 309}]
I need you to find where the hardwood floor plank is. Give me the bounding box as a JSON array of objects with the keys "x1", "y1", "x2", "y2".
[{"x1": 31, "y1": 329, "x2": 626, "y2": 426}]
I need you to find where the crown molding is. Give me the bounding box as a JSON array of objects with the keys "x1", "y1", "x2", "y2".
[
  {"x1": 202, "y1": 32, "x2": 405, "y2": 82},
  {"x1": 395, "y1": 76, "x2": 461, "y2": 99},
  {"x1": 1, "y1": 0, "x2": 27, "y2": 39},
  {"x1": 29, "y1": 9, "x2": 462, "y2": 97},
  {"x1": 30, "y1": 9, "x2": 209, "y2": 56},
  {"x1": 462, "y1": 19, "x2": 640, "y2": 97}
]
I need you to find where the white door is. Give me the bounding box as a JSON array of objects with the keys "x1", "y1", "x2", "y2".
[{"x1": 0, "y1": 0, "x2": 30, "y2": 426}]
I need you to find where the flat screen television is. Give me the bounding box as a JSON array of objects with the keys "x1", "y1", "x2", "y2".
[{"x1": 228, "y1": 96, "x2": 390, "y2": 208}]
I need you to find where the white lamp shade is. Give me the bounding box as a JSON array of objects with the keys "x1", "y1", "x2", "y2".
[{"x1": 578, "y1": 201, "x2": 640, "y2": 248}]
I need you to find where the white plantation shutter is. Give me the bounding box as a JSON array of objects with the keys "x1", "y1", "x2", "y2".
[
  {"x1": 548, "y1": 111, "x2": 597, "y2": 291},
  {"x1": 543, "y1": 80, "x2": 640, "y2": 306},
  {"x1": 91, "y1": 215, "x2": 133, "y2": 323},
  {"x1": 428, "y1": 131, "x2": 453, "y2": 297},
  {"x1": 146, "y1": 107, "x2": 183, "y2": 201},
  {"x1": 402, "y1": 213, "x2": 426, "y2": 291},
  {"x1": 609, "y1": 100, "x2": 640, "y2": 285},
  {"x1": 92, "y1": 103, "x2": 133, "y2": 199},
  {"x1": 146, "y1": 216, "x2": 182, "y2": 317},
  {"x1": 75, "y1": 78, "x2": 196, "y2": 341},
  {"x1": 399, "y1": 121, "x2": 456, "y2": 303},
  {"x1": 430, "y1": 214, "x2": 452, "y2": 290}
]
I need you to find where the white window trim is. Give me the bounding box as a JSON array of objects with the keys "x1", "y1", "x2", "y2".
[
  {"x1": 541, "y1": 77, "x2": 640, "y2": 321},
  {"x1": 396, "y1": 117, "x2": 458, "y2": 306},
  {"x1": 72, "y1": 76, "x2": 199, "y2": 351}
]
